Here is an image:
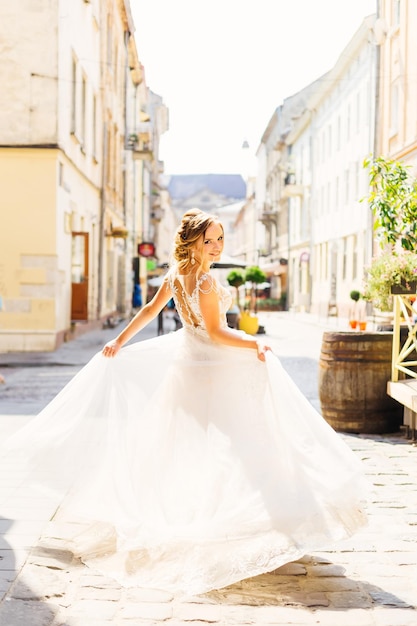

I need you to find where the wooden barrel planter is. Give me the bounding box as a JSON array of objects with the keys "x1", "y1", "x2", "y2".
[{"x1": 319, "y1": 331, "x2": 402, "y2": 434}]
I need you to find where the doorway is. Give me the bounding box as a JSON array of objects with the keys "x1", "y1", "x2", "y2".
[{"x1": 71, "y1": 232, "x2": 89, "y2": 320}]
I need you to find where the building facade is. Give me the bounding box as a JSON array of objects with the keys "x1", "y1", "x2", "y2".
[
  {"x1": 0, "y1": 0, "x2": 167, "y2": 351},
  {"x1": 253, "y1": 14, "x2": 378, "y2": 317},
  {"x1": 377, "y1": 0, "x2": 417, "y2": 171}
]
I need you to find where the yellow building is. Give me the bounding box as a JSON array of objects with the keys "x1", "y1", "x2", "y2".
[{"x1": 0, "y1": 0, "x2": 146, "y2": 351}]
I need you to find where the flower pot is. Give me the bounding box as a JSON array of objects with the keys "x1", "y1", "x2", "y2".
[
  {"x1": 226, "y1": 306, "x2": 240, "y2": 329},
  {"x1": 359, "y1": 321, "x2": 367, "y2": 331},
  {"x1": 238, "y1": 311, "x2": 259, "y2": 335},
  {"x1": 390, "y1": 279, "x2": 417, "y2": 295},
  {"x1": 349, "y1": 320, "x2": 358, "y2": 329}
]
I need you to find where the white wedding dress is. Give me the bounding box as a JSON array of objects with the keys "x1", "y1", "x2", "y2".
[{"x1": 2, "y1": 267, "x2": 367, "y2": 595}]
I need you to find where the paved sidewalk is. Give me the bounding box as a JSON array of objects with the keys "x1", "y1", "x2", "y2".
[
  {"x1": 0, "y1": 312, "x2": 416, "y2": 625},
  {"x1": 0, "y1": 311, "x2": 165, "y2": 368}
]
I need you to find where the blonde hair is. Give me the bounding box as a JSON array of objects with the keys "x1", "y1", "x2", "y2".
[{"x1": 172, "y1": 209, "x2": 223, "y2": 272}]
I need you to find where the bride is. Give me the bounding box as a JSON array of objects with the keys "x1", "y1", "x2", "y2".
[{"x1": 3, "y1": 208, "x2": 367, "y2": 595}]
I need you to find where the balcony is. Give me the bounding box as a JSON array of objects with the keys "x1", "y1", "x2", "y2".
[
  {"x1": 259, "y1": 204, "x2": 277, "y2": 226},
  {"x1": 282, "y1": 172, "x2": 304, "y2": 198},
  {"x1": 150, "y1": 207, "x2": 165, "y2": 222},
  {"x1": 281, "y1": 183, "x2": 304, "y2": 198},
  {"x1": 132, "y1": 142, "x2": 153, "y2": 161},
  {"x1": 126, "y1": 122, "x2": 153, "y2": 159},
  {"x1": 106, "y1": 225, "x2": 129, "y2": 238},
  {"x1": 136, "y1": 122, "x2": 152, "y2": 141}
]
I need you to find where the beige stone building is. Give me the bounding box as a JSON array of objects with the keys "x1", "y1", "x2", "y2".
[
  {"x1": 253, "y1": 14, "x2": 378, "y2": 317},
  {"x1": 251, "y1": 1, "x2": 417, "y2": 318},
  {"x1": 0, "y1": 0, "x2": 167, "y2": 351}
]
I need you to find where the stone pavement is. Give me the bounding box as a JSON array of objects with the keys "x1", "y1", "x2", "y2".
[{"x1": 0, "y1": 312, "x2": 417, "y2": 625}]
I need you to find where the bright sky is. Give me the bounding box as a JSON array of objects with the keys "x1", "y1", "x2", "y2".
[{"x1": 131, "y1": 0, "x2": 377, "y2": 176}]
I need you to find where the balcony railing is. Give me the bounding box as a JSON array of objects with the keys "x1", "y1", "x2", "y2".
[
  {"x1": 132, "y1": 142, "x2": 153, "y2": 161},
  {"x1": 281, "y1": 183, "x2": 304, "y2": 198},
  {"x1": 136, "y1": 122, "x2": 152, "y2": 139},
  {"x1": 259, "y1": 204, "x2": 277, "y2": 225}
]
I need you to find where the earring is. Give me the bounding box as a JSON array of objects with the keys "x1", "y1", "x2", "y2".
[{"x1": 191, "y1": 252, "x2": 196, "y2": 266}]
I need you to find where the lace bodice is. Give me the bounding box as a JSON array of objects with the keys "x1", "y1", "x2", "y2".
[{"x1": 168, "y1": 268, "x2": 232, "y2": 337}]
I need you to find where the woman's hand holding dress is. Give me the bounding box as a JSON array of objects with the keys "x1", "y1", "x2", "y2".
[{"x1": 102, "y1": 339, "x2": 122, "y2": 358}]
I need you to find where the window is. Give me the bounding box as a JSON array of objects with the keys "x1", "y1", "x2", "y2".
[
  {"x1": 81, "y1": 74, "x2": 87, "y2": 146},
  {"x1": 342, "y1": 237, "x2": 348, "y2": 280},
  {"x1": 346, "y1": 104, "x2": 351, "y2": 141},
  {"x1": 390, "y1": 83, "x2": 399, "y2": 135},
  {"x1": 354, "y1": 161, "x2": 359, "y2": 200},
  {"x1": 71, "y1": 56, "x2": 77, "y2": 134},
  {"x1": 321, "y1": 243, "x2": 325, "y2": 281},
  {"x1": 107, "y1": 16, "x2": 113, "y2": 68},
  {"x1": 336, "y1": 116, "x2": 341, "y2": 151},
  {"x1": 356, "y1": 93, "x2": 361, "y2": 133},
  {"x1": 114, "y1": 43, "x2": 118, "y2": 90},
  {"x1": 352, "y1": 234, "x2": 358, "y2": 279},
  {"x1": 335, "y1": 176, "x2": 339, "y2": 211},
  {"x1": 92, "y1": 95, "x2": 97, "y2": 159},
  {"x1": 114, "y1": 125, "x2": 119, "y2": 192},
  {"x1": 393, "y1": 0, "x2": 401, "y2": 26},
  {"x1": 106, "y1": 125, "x2": 112, "y2": 184}
]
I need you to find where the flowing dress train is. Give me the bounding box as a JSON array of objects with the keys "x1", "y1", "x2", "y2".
[{"x1": 2, "y1": 268, "x2": 367, "y2": 594}]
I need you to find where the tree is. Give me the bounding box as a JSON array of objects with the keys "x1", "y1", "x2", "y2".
[
  {"x1": 226, "y1": 269, "x2": 245, "y2": 309},
  {"x1": 245, "y1": 266, "x2": 267, "y2": 313}
]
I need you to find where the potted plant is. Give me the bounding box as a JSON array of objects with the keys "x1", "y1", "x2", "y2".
[
  {"x1": 362, "y1": 155, "x2": 417, "y2": 311},
  {"x1": 226, "y1": 269, "x2": 245, "y2": 310},
  {"x1": 349, "y1": 290, "x2": 361, "y2": 329},
  {"x1": 244, "y1": 265, "x2": 267, "y2": 314},
  {"x1": 226, "y1": 269, "x2": 245, "y2": 329},
  {"x1": 362, "y1": 250, "x2": 417, "y2": 311},
  {"x1": 238, "y1": 265, "x2": 266, "y2": 335}
]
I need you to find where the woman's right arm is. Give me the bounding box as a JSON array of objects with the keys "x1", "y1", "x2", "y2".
[
  {"x1": 102, "y1": 280, "x2": 172, "y2": 357},
  {"x1": 199, "y1": 279, "x2": 271, "y2": 361}
]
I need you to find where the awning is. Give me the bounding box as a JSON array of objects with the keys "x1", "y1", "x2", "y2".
[
  {"x1": 260, "y1": 261, "x2": 287, "y2": 275},
  {"x1": 212, "y1": 254, "x2": 247, "y2": 269}
]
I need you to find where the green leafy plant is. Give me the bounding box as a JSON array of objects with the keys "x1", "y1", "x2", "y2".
[
  {"x1": 255, "y1": 297, "x2": 286, "y2": 311},
  {"x1": 362, "y1": 251, "x2": 417, "y2": 311},
  {"x1": 349, "y1": 290, "x2": 361, "y2": 302},
  {"x1": 226, "y1": 269, "x2": 245, "y2": 309},
  {"x1": 362, "y1": 155, "x2": 417, "y2": 310},
  {"x1": 363, "y1": 154, "x2": 417, "y2": 250}
]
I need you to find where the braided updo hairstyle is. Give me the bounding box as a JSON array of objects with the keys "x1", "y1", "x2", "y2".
[{"x1": 172, "y1": 208, "x2": 222, "y2": 272}]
